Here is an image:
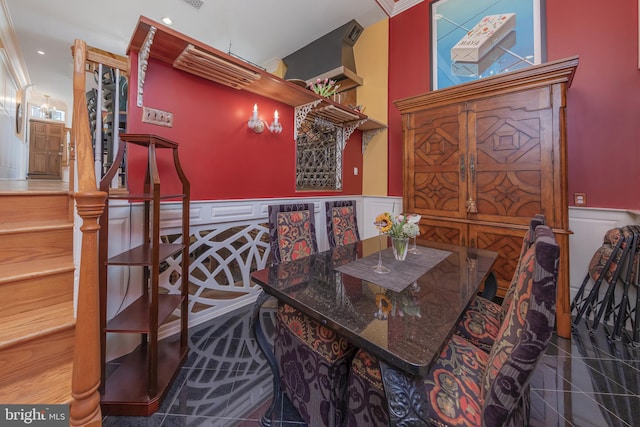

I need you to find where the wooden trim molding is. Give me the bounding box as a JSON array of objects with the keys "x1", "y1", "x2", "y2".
[{"x1": 376, "y1": 0, "x2": 424, "y2": 17}]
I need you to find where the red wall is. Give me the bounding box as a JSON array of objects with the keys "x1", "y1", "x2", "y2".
[
  {"x1": 388, "y1": 1, "x2": 432, "y2": 197},
  {"x1": 388, "y1": 0, "x2": 640, "y2": 209},
  {"x1": 126, "y1": 54, "x2": 363, "y2": 201}
]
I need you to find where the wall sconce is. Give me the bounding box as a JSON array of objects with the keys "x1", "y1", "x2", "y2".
[
  {"x1": 248, "y1": 104, "x2": 282, "y2": 134},
  {"x1": 248, "y1": 104, "x2": 265, "y2": 133},
  {"x1": 268, "y1": 110, "x2": 282, "y2": 133}
]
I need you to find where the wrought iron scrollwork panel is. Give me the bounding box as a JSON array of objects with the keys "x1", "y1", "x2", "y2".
[{"x1": 379, "y1": 361, "x2": 430, "y2": 426}]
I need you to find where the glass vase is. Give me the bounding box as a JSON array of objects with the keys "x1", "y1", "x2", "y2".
[{"x1": 392, "y1": 237, "x2": 409, "y2": 261}]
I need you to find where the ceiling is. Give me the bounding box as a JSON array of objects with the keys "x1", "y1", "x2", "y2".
[{"x1": 3, "y1": 0, "x2": 396, "y2": 112}]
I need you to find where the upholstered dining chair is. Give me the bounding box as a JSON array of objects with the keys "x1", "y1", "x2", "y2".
[
  {"x1": 325, "y1": 200, "x2": 360, "y2": 248},
  {"x1": 267, "y1": 203, "x2": 356, "y2": 427},
  {"x1": 345, "y1": 225, "x2": 560, "y2": 427},
  {"x1": 455, "y1": 214, "x2": 546, "y2": 352}
]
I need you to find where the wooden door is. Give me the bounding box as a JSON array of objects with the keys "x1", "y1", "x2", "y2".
[
  {"x1": 404, "y1": 103, "x2": 467, "y2": 219},
  {"x1": 28, "y1": 120, "x2": 63, "y2": 179},
  {"x1": 467, "y1": 87, "x2": 555, "y2": 226}
]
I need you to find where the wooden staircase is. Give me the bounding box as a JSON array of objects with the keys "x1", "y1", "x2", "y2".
[{"x1": 0, "y1": 182, "x2": 75, "y2": 404}]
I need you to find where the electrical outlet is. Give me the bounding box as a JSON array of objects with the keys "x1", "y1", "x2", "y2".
[
  {"x1": 574, "y1": 192, "x2": 587, "y2": 206},
  {"x1": 142, "y1": 106, "x2": 173, "y2": 127}
]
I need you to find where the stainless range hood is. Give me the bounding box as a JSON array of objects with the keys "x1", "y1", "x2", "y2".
[{"x1": 283, "y1": 20, "x2": 364, "y2": 92}]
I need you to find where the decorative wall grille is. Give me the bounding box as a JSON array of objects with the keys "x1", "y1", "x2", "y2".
[
  {"x1": 296, "y1": 117, "x2": 342, "y2": 190},
  {"x1": 159, "y1": 221, "x2": 270, "y2": 327}
]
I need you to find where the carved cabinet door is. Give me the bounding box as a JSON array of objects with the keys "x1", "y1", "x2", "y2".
[
  {"x1": 468, "y1": 223, "x2": 528, "y2": 294},
  {"x1": 403, "y1": 103, "x2": 467, "y2": 219},
  {"x1": 466, "y1": 87, "x2": 555, "y2": 226}
]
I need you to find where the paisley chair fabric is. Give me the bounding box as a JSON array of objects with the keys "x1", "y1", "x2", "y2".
[
  {"x1": 346, "y1": 225, "x2": 559, "y2": 427},
  {"x1": 268, "y1": 203, "x2": 318, "y2": 264},
  {"x1": 267, "y1": 203, "x2": 356, "y2": 427},
  {"x1": 455, "y1": 214, "x2": 546, "y2": 352},
  {"x1": 325, "y1": 200, "x2": 360, "y2": 248}
]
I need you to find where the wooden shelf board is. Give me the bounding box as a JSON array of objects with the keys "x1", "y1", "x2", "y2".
[
  {"x1": 358, "y1": 117, "x2": 387, "y2": 132},
  {"x1": 101, "y1": 337, "x2": 186, "y2": 416},
  {"x1": 127, "y1": 16, "x2": 368, "y2": 123},
  {"x1": 119, "y1": 133, "x2": 179, "y2": 149},
  {"x1": 107, "y1": 243, "x2": 183, "y2": 265},
  {"x1": 105, "y1": 294, "x2": 183, "y2": 332}
]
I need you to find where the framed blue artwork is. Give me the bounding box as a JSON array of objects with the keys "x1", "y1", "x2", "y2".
[{"x1": 431, "y1": 0, "x2": 546, "y2": 90}]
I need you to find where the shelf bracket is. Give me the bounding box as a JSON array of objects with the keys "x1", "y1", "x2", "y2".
[
  {"x1": 137, "y1": 25, "x2": 157, "y2": 107},
  {"x1": 338, "y1": 119, "x2": 367, "y2": 152},
  {"x1": 362, "y1": 127, "x2": 385, "y2": 153},
  {"x1": 294, "y1": 100, "x2": 322, "y2": 140}
]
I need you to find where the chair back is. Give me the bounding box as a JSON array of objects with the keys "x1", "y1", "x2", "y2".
[
  {"x1": 268, "y1": 203, "x2": 318, "y2": 264},
  {"x1": 481, "y1": 225, "x2": 559, "y2": 427},
  {"x1": 500, "y1": 214, "x2": 546, "y2": 321},
  {"x1": 325, "y1": 200, "x2": 360, "y2": 248}
]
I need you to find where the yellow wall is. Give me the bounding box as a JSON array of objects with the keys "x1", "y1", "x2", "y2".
[{"x1": 355, "y1": 19, "x2": 389, "y2": 196}]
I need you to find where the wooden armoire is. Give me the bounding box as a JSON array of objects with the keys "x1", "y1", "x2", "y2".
[{"x1": 395, "y1": 56, "x2": 578, "y2": 338}]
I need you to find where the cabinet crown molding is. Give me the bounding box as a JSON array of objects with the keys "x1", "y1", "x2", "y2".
[{"x1": 395, "y1": 56, "x2": 579, "y2": 114}]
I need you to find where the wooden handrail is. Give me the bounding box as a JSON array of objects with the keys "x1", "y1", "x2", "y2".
[{"x1": 69, "y1": 39, "x2": 105, "y2": 427}]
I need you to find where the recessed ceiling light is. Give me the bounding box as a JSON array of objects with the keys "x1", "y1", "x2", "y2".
[
  {"x1": 161, "y1": 17, "x2": 173, "y2": 25},
  {"x1": 37, "y1": 50, "x2": 45, "y2": 55}
]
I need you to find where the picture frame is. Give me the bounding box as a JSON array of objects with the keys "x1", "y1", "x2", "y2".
[
  {"x1": 430, "y1": 0, "x2": 546, "y2": 90},
  {"x1": 15, "y1": 102, "x2": 23, "y2": 134}
]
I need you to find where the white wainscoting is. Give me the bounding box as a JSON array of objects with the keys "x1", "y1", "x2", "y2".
[
  {"x1": 568, "y1": 207, "x2": 640, "y2": 298},
  {"x1": 88, "y1": 196, "x2": 639, "y2": 360}
]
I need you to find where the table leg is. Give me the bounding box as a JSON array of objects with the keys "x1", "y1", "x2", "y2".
[
  {"x1": 251, "y1": 291, "x2": 282, "y2": 427},
  {"x1": 379, "y1": 361, "x2": 429, "y2": 426}
]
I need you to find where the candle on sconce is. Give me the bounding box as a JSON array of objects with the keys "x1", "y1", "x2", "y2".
[
  {"x1": 273, "y1": 110, "x2": 279, "y2": 125},
  {"x1": 252, "y1": 104, "x2": 258, "y2": 120}
]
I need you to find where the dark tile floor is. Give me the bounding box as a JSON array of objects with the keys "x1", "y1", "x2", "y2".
[{"x1": 103, "y1": 302, "x2": 640, "y2": 427}]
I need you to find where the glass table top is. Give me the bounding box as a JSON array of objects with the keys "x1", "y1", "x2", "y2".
[{"x1": 251, "y1": 237, "x2": 497, "y2": 375}]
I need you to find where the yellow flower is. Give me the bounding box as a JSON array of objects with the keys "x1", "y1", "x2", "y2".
[{"x1": 374, "y1": 212, "x2": 393, "y2": 233}]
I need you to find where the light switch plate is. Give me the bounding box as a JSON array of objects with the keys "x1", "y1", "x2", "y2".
[{"x1": 142, "y1": 106, "x2": 173, "y2": 127}]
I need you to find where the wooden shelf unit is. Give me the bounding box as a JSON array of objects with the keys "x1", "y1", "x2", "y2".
[
  {"x1": 127, "y1": 16, "x2": 385, "y2": 133},
  {"x1": 98, "y1": 133, "x2": 190, "y2": 416}
]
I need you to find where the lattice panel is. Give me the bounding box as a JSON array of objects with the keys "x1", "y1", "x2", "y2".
[
  {"x1": 296, "y1": 118, "x2": 341, "y2": 190},
  {"x1": 159, "y1": 222, "x2": 270, "y2": 324}
]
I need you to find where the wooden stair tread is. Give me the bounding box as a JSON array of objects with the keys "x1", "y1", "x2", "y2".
[
  {"x1": 0, "y1": 359, "x2": 73, "y2": 404},
  {"x1": 0, "y1": 302, "x2": 74, "y2": 348},
  {"x1": 0, "y1": 256, "x2": 74, "y2": 285},
  {"x1": 0, "y1": 219, "x2": 72, "y2": 234}
]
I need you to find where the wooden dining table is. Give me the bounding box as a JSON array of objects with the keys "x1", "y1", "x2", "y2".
[{"x1": 250, "y1": 236, "x2": 498, "y2": 426}]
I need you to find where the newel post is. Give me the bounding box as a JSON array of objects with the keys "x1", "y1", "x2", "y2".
[{"x1": 69, "y1": 38, "x2": 105, "y2": 427}]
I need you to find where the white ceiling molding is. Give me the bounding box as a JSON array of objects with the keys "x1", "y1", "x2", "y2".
[
  {"x1": 0, "y1": 0, "x2": 30, "y2": 89},
  {"x1": 376, "y1": 0, "x2": 424, "y2": 17}
]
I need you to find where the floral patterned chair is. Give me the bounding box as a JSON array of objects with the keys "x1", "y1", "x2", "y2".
[
  {"x1": 346, "y1": 225, "x2": 559, "y2": 427},
  {"x1": 325, "y1": 200, "x2": 360, "y2": 248},
  {"x1": 267, "y1": 203, "x2": 356, "y2": 427},
  {"x1": 455, "y1": 214, "x2": 546, "y2": 352}
]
